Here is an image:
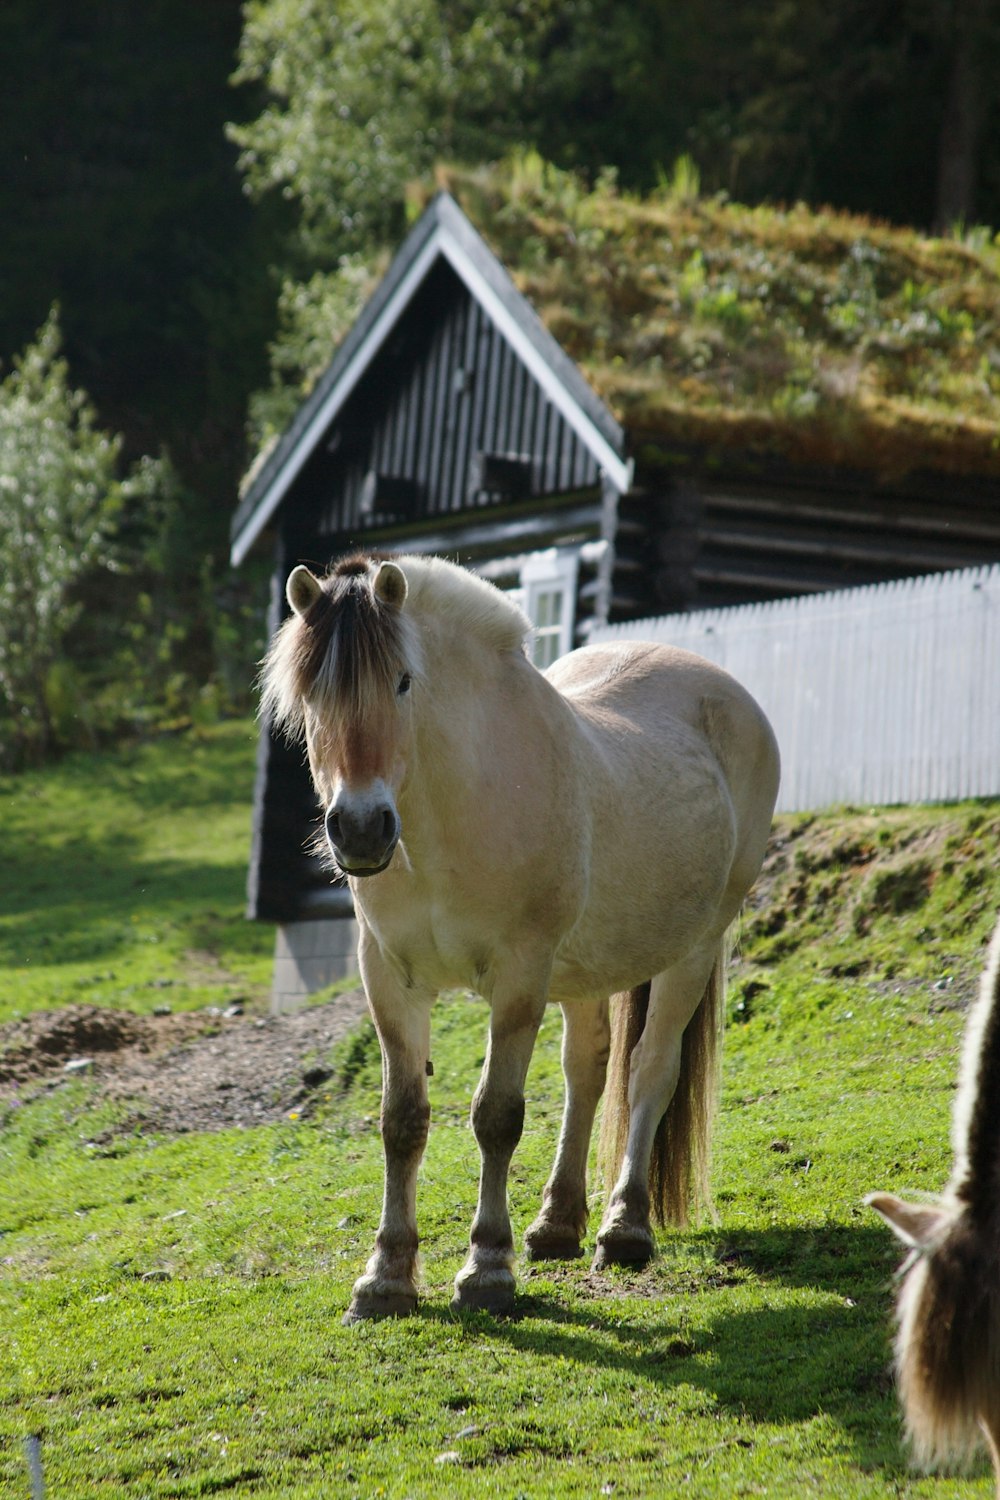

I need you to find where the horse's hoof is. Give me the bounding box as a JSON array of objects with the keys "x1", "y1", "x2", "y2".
[
  {"x1": 524, "y1": 1224, "x2": 584, "y2": 1261},
  {"x1": 342, "y1": 1288, "x2": 417, "y2": 1324},
  {"x1": 451, "y1": 1264, "x2": 516, "y2": 1316},
  {"x1": 592, "y1": 1232, "x2": 654, "y2": 1272},
  {"x1": 450, "y1": 1281, "x2": 516, "y2": 1316}
]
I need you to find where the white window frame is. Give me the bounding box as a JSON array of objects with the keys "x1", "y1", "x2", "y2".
[{"x1": 519, "y1": 548, "x2": 579, "y2": 668}]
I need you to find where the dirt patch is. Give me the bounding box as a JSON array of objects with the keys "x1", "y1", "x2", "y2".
[{"x1": 0, "y1": 992, "x2": 370, "y2": 1134}]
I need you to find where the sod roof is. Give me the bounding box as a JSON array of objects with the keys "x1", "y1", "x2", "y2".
[{"x1": 411, "y1": 157, "x2": 1000, "y2": 482}]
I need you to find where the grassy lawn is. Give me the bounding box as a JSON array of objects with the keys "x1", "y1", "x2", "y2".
[
  {"x1": 0, "y1": 721, "x2": 274, "y2": 1022},
  {"x1": 2, "y1": 726, "x2": 999, "y2": 1496}
]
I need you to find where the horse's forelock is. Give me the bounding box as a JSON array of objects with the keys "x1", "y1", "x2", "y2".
[
  {"x1": 320, "y1": 570, "x2": 405, "y2": 717},
  {"x1": 263, "y1": 560, "x2": 411, "y2": 741},
  {"x1": 332, "y1": 552, "x2": 373, "y2": 579}
]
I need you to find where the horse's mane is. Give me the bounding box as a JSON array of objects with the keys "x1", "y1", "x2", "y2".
[
  {"x1": 260, "y1": 552, "x2": 530, "y2": 739},
  {"x1": 399, "y1": 554, "x2": 530, "y2": 655}
]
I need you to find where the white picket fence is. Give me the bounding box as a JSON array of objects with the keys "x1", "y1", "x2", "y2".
[{"x1": 590, "y1": 563, "x2": 1000, "y2": 812}]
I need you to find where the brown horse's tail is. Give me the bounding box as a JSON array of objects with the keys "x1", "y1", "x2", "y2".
[{"x1": 598, "y1": 938, "x2": 728, "y2": 1228}]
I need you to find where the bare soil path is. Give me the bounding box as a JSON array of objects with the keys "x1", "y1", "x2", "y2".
[{"x1": 0, "y1": 991, "x2": 369, "y2": 1133}]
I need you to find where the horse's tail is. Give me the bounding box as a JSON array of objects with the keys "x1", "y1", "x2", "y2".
[
  {"x1": 598, "y1": 937, "x2": 727, "y2": 1229},
  {"x1": 597, "y1": 982, "x2": 649, "y2": 1219},
  {"x1": 867, "y1": 914, "x2": 1000, "y2": 1474}
]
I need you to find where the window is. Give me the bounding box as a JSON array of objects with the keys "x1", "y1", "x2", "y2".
[
  {"x1": 476, "y1": 547, "x2": 580, "y2": 668},
  {"x1": 520, "y1": 549, "x2": 579, "y2": 669}
]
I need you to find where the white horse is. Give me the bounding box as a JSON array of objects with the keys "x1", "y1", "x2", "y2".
[
  {"x1": 262, "y1": 552, "x2": 780, "y2": 1321},
  {"x1": 868, "y1": 913, "x2": 1000, "y2": 1491}
]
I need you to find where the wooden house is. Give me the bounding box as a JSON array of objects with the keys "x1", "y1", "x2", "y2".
[{"x1": 230, "y1": 182, "x2": 1000, "y2": 1005}]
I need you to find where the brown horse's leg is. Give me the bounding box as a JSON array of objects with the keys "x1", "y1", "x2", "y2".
[
  {"x1": 452, "y1": 972, "x2": 548, "y2": 1313},
  {"x1": 525, "y1": 997, "x2": 609, "y2": 1260},
  {"x1": 344, "y1": 933, "x2": 433, "y2": 1324}
]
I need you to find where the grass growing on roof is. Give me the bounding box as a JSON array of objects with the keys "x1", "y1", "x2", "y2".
[{"x1": 417, "y1": 154, "x2": 1000, "y2": 481}]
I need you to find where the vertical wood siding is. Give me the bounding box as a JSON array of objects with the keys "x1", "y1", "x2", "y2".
[
  {"x1": 295, "y1": 267, "x2": 600, "y2": 541},
  {"x1": 591, "y1": 564, "x2": 1000, "y2": 812}
]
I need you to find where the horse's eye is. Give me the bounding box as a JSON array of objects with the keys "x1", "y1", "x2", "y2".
[{"x1": 397, "y1": 673, "x2": 412, "y2": 696}]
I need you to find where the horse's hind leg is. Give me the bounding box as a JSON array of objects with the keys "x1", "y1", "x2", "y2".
[
  {"x1": 594, "y1": 941, "x2": 719, "y2": 1270},
  {"x1": 525, "y1": 997, "x2": 610, "y2": 1260},
  {"x1": 344, "y1": 930, "x2": 433, "y2": 1324}
]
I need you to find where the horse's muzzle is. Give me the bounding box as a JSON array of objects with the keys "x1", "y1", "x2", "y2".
[{"x1": 325, "y1": 799, "x2": 400, "y2": 877}]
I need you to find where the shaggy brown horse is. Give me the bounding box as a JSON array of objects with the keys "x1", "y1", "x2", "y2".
[
  {"x1": 262, "y1": 552, "x2": 780, "y2": 1321},
  {"x1": 869, "y1": 914, "x2": 1000, "y2": 1490}
]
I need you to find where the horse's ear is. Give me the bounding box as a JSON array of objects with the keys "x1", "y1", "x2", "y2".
[
  {"x1": 865, "y1": 1192, "x2": 951, "y2": 1247},
  {"x1": 373, "y1": 560, "x2": 407, "y2": 609},
  {"x1": 287, "y1": 565, "x2": 323, "y2": 618}
]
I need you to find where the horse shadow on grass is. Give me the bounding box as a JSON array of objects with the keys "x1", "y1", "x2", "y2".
[{"x1": 420, "y1": 1223, "x2": 913, "y2": 1476}]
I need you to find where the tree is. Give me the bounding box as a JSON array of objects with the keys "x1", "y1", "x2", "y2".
[
  {"x1": 0, "y1": 311, "x2": 160, "y2": 763},
  {"x1": 0, "y1": 0, "x2": 277, "y2": 493},
  {"x1": 229, "y1": 0, "x2": 567, "y2": 260},
  {"x1": 934, "y1": 0, "x2": 999, "y2": 228},
  {"x1": 229, "y1": 0, "x2": 586, "y2": 443}
]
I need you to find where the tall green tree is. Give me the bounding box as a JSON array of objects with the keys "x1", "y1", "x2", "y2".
[
  {"x1": 0, "y1": 3, "x2": 287, "y2": 750},
  {"x1": 934, "y1": 0, "x2": 998, "y2": 228},
  {"x1": 0, "y1": 1, "x2": 277, "y2": 494},
  {"x1": 229, "y1": 0, "x2": 564, "y2": 262},
  {"x1": 229, "y1": 0, "x2": 577, "y2": 443}
]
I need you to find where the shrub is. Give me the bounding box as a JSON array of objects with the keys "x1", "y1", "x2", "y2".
[{"x1": 0, "y1": 310, "x2": 171, "y2": 765}]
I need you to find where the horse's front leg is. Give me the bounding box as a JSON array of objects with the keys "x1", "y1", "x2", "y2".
[
  {"x1": 345, "y1": 932, "x2": 433, "y2": 1324},
  {"x1": 452, "y1": 975, "x2": 549, "y2": 1314},
  {"x1": 525, "y1": 997, "x2": 610, "y2": 1260}
]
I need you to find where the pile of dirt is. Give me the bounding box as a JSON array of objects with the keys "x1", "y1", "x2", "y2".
[
  {"x1": 0, "y1": 992, "x2": 370, "y2": 1134},
  {"x1": 0, "y1": 1005, "x2": 152, "y2": 1083}
]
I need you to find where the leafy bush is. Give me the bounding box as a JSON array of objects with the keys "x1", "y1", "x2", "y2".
[
  {"x1": 0, "y1": 310, "x2": 261, "y2": 768},
  {"x1": 0, "y1": 310, "x2": 137, "y2": 763}
]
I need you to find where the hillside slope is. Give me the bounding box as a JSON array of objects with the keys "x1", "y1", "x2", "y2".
[{"x1": 2, "y1": 727, "x2": 999, "y2": 1498}]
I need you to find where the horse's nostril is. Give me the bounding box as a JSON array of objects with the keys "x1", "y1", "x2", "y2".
[{"x1": 324, "y1": 799, "x2": 397, "y2": 867}]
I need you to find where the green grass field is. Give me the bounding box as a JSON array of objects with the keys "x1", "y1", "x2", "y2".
[
  {"x1": 2, "y1": 725, "x2": 999, "y2": 1497},
  {"x1": 0, "y1": 722, "x2": 274, "y2": 1022}
]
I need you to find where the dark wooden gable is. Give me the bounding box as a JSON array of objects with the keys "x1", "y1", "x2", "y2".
[
  {"x1": 232, "y1": 193, "x2": 627, "y2": 567},
  {"x1": 282, "y1": 258, "x2": 603, "y2": 559}
]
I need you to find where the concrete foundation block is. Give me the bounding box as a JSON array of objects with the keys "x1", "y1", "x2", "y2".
[{"x1": 271, "y1": 918, "x2": 360, "y2": 1014}]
